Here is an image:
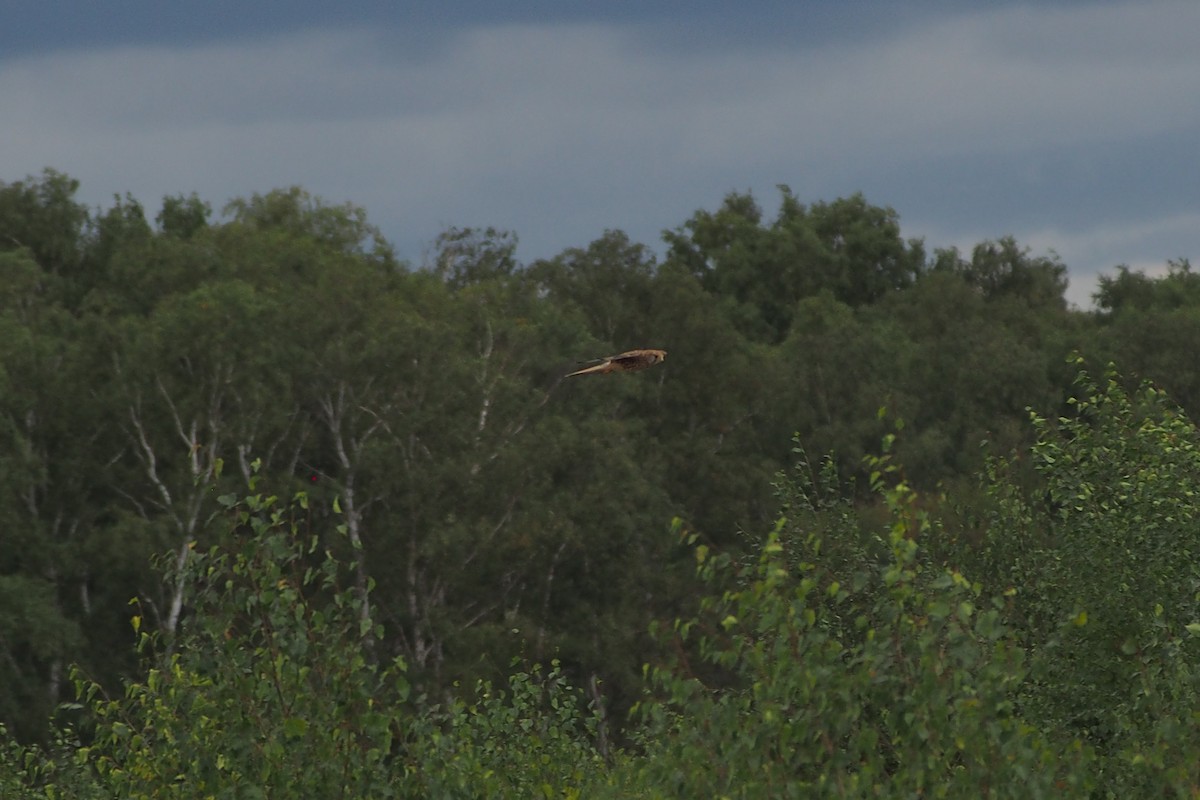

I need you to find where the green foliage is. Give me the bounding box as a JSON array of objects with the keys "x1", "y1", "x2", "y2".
[
  {"x1": 156, "y1": 194, "x2": 211, "y2": 240},
  {"x1": 8, "y1": 168, "x2": 1200, "y2": 795},
  {"x1": 775, "y1": 293, "x2": 910, "y2": 475},
  {"x1": 4, "y1": 381, "x2": 1200, "y2": 795},
  {"x1": 933, "y1": 237, "x2": 1068, "y2": 309},
  {"x1": 0, "y1": 723, "x2": 106, "y2": 800},
  {"x1": 981, "y1": 358, "x2": 1200, "y2": 793},
  {"x1": 222, "y1": 186, "x2": 398, "y2": 267},
  {"x1": 1091, "y1": 260, "x2": 1200, "y2": 413},
  {"x1": 623, "y1": 452, "x2": 1088, "y2": 799},
  {"x1": 74, "y1": 490, "x2": 405, "y2": 798},
  {"x1": 1094, "y1": 258, "x2": 1200, "y2": 313},
  {"x1": 1, "y1": 490, "x2": 609, "y2": 798},
  {"x1": 410, "y1": 662, "x2": 606, "y2": 799},
  {"x1": 0, "y1": 169, "x2": 89, "y2": 279},
  {"x1": 664, "y1": 187, "x2": 924, "y2": 342},
  {"x1": 806, "y1": 193, "x2": 926, "y2": 307},
  {"x1": 0, "y1": 576, "x2": 82, "y2": 742}
]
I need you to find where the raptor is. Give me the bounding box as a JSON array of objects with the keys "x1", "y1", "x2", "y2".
[{"x1": 565, "y1": 348, "x2": 667, "y2": 378}]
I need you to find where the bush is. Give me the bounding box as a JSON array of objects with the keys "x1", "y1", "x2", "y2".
[
  {"x1": 1, "y1": 488, "x2": 608, "y2": 798},
  {"x1": 619, "y1": 445, "x2": 1090, "y2": 798},
  {"x1": 6, "y1": 369, "x2": 1200, "y2": 797},
  {"x1": 982, "y1": 359, "x2": 1200, "y2": 793}
]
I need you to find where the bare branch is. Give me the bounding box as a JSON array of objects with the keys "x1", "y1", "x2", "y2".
[
  {"x1": 111, "y1": 484, "x2": 150, "y2": 519},
  {"x1": 128, "y1": 400, "x2": 177, "y2": 521},
  {"x1": 155, "y1": 374, "x2": 193, "y2": 452}
]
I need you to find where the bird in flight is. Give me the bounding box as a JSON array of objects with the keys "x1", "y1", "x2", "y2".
[{"x1": 566, "y1": 348, "x2": 667, "y2": 377}]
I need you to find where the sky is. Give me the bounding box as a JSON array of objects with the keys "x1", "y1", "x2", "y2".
[{"x1": 2, "y1": 1, "x2": 1198, "y2": 308}]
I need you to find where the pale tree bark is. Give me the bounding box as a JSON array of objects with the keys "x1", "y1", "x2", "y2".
[
  {"x1": 117, "y1": 347, "x2": 314, "y2": 643},
  {"x1": 401, "y1": 538, "x2": 444, "y2": 674},
  {"x1": 394, "y1": 500, "x2": 525, "y2": 682},
  {"x1": 384, "y1": 315, "x2": 559, "y2": 679},
  {"x1": 122, "y1": 366, "x2": 230, "y2": 636},
  {"x1": 316, "y1": 380, "x2": 386, "y2": 637}
]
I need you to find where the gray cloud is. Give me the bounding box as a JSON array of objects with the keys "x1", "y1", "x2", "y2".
[{"x1": 1, "y1": 1, "x2": 1196, "y2": 304}]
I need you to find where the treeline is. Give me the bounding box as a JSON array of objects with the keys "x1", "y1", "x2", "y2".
[
  {"x1": 4, "y1": 366, "x2": 1200, "y2": 796},
  {"x1": 2, "y1": 168, "x2": 1200, "y2": 792}
]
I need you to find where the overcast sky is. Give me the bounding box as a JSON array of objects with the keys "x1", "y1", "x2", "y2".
[{"x1": 2, "y1": 0, "x2": 1197, "y2": 307}]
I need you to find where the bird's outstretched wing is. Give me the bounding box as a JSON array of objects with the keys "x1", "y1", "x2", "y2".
[{"x1": 566, "y1": 348, "x2": 667, "y2": 377}]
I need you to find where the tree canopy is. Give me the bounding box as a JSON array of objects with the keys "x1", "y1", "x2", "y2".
[{"x1": 2, "y1": 169, "x2": 1199, "y2": 795}]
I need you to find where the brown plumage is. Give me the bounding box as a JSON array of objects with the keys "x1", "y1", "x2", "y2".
[{"x1": 566, "y1": 348, "x2": 667, "y2": 378}]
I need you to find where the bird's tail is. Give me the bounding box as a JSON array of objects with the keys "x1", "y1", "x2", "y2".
[{"x1": 565, "y1": 360, "x2": 610, "y2": 378}]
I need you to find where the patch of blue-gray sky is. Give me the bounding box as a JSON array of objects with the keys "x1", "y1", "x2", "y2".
[{"x1": 2, "y1": 0, "x2": 1197, "y2": 306}]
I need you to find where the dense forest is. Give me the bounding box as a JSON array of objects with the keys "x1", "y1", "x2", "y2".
[{"x1": 2, "y1": 168, "x2": 1200, "y2": 796}]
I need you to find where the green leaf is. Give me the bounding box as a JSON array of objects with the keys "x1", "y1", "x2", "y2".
[{"x1": 283, "y1": 717, "x2": 309, "y2": 738}]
